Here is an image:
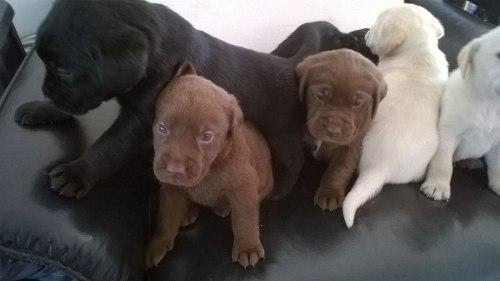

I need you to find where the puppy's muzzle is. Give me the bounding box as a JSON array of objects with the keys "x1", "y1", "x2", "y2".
[
  {"x1": 310, "y1": 114, "x2": 356, "y2": 144},
  {"x1": 154, "y1": 154, "x2": 200, "y2": 186}
]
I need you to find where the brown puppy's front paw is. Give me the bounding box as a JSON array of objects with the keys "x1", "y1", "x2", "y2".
[
  {"x1": 314, "y1": 187, "x2": 345, "y2": 211},
  {"x1": 181, "y1": 206, "x2": 199, "y2": 226},
  {"x1": 145, "y1": 238, "x2": 174, "y2": 268},
  {"x1": 232, "y1": 240, "x2": 265, "y2": 268}
]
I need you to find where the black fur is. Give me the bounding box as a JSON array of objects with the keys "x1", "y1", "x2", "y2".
[
  {"x1": 15, "y1": 0, "x2": 374, "y2": 199},
  {"x1": 272, "y1": 22, "x2": 378, "y2": 64},
  {"x1": 348, "y1": 28, "x2": 379, "y2": 64}
]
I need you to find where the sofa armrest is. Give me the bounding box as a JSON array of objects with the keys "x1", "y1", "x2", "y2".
[
  {"x1": 0, "y1": 1, "x2": 25, "y2": 96},
  {"x1": 0, "y1": 51, "x2": 149, "y2": 281}
]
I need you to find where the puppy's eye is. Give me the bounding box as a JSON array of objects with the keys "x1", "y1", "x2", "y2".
[
  {"x1": 353, "y1": 98, "x2": 364, "y2": 108},
  {"x1": 497, "y1": 52, "x2": 500, "y2": 59},
  {"x1": 157, "y1": 123, "x2": 169, "y2": 135},
  {"x1": 312, "y1": 87, "x2": 331, "y2": 102},
  {"x1": 200, "y1": 131, "x2": 214, "y2": 143}
]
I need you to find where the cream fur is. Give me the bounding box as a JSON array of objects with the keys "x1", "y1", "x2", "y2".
[
  {"x1": 342, "y1": 4, "x2": 449, "y2": 228},
  {"x1": 421, "y1": 26, "x2": 500, "y2": 201}
]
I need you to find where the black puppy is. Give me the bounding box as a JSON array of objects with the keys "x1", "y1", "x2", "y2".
[
  {"x1": 348, "y1": 28, "x2": 378, "y2": 64},
  {"x1": 272, "y1": 22, "x2": 378, "y2": 64},
  {"x1": 14, "y1": 0, "x2": 368, "y2": 199}
]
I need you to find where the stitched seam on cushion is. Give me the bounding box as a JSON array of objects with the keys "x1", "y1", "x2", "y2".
[
  {"x1": 0, "y1": 243, "x2": 90, "y2": 281},
  {"x1": 440, "y1": 1, "x2": 495, "y2": 28},
  {"x1": 0, "y1": 49, "x2": 34, "y2": 111}
]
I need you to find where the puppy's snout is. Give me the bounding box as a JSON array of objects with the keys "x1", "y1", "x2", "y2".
[
  {"x1": 326, "y1": 117, "x2": 353, "y2": 135},
  {"x1": 158, "y1": 155, "x2": 188, "y2": 175},
  {"x1": 312, "y1": 114, "x2": 355, "y2": 143},
  {"x1": 155, "y1": 153, "x2": 200, "y2": 186},
  {"x1": 320, "y1": 117, "x2": 352, "y2": 130},
  {"x1": 165, "y1": 160, "x2": 187, "y2": 176}
]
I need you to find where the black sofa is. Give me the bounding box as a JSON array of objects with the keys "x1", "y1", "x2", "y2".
[{"x1": 0, "y1": 1, "x2": 498, "y2": 280}]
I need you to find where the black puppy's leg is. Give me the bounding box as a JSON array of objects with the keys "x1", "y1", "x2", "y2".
[
  {"x1": 267, "y1": 133, "x2": 305, "y2": 200},
  {"x1": 14, "y1": 101, "x2": 73, "y2": 125},
  {"x1": 50, "y1": 109, "x2": 150, "y2": 199}
]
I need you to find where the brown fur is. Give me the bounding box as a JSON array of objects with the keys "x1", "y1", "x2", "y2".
[
  {"x1": 145, "y1": 62, "x2": 273, "y2": 268},
  {"x1": 296, "y1": 49, "x2": 387, "y2": 211}
]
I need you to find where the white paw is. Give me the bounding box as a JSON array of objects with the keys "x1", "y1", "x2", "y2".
[
  {"x1": 420, "y1": 180, "x2": 451, "y2": 201},
  {"x1": 342, "y1": 196, "x2": 356, "y2": 229}
]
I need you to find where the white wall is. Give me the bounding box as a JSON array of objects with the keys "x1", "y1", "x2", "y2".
[
  {"x1": 6, "y1": 0, "x2": 402, "y2": 52},
  {"x1": 150, "y1": 0, "x2": 402, "y2": 52},
  {"x1": 6, "y1": 0, "x2": 55, "y2": 40}
]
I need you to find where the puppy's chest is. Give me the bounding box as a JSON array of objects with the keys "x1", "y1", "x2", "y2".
[
  {"x1": 308, "y1": 140, "x2": 342, "y2": 162},
  {"x1": 185, "y1": 180, "x2": 228, "y2": 208},
  {"x1": 456, "y1": 106, "x2": 500, "y2": 158}
]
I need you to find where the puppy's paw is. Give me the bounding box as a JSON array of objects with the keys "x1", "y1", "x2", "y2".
[
  {"x1": 232, "y1": 240, "x2": 265, "y2": 268},
  {"x1": 49, "y1": 161, "x2": 94, "y2": 199},
  {"x1": 212, "y1": 206, "x2": 230, "y2": 218},
  {"x1": 181, "y1": 206, "x2": 199, "y2": 226},
  {"x1": 145, "y1": 238, "x2": 174, "y2": 268},
  {"x1": 314, "y1": 187, "x2": 345, "y2": 211},
  {"x1": 420, "y1": 180, "x2": 451, "y2": 201},
  {"x1": 14, "y1": 101, "x2": 72, "y2": 126}
]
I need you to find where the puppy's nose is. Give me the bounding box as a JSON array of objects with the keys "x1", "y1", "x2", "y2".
[
  {"x1": 328, "y1": 126, "x2": 342, "y2": 135},
  {"x1": 166, "y1": 161, "x2": 186, "y2": 176},
  {"x1": 324, "y1": 117, "x2": 353, "y2": 136}
]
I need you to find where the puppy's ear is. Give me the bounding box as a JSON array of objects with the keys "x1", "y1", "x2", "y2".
[
  {"x1": 430, "y1": 17, "x2": 445, "y2": 39},
  {"x1": 295, "y1": 59, "x2": 310, "y2": 103},
  {"x1": 372, "y1": 77, "x2": 387, "y2": 118},
  {"x1": 175, "y1": 61, "x2": 197, "y2": 78},
  {"x1": 338, "y1": 33, "x2": 358, "y2": 50},
  {"x1": 371, "y1": 18, "x2": 405, "y2": 57},
  {"x1": 98, "y1": 26, "x2": 149, "y2": 92},
  {"x1": 225, "y1": 94, "x2": 244, "y2": 137},
  {"x1": 458, "y1": 39, "x2": 481, "y2": 79}
]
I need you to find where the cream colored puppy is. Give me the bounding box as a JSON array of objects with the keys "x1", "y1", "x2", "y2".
[
  {"x1": 421, "y1": 27, "x2": 500, "y2": 200},
  {"x1": 342, "y1": 4, "x2": 449, "y2": 228}
]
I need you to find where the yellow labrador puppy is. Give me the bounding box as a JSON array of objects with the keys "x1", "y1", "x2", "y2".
[{"x1": 342, "y1": 4, "x2": 449, "y2": 228}]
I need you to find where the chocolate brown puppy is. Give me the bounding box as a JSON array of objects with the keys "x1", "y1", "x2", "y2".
[
  {"x1": 296, "y1": 49, "x2": 387, "y2": 211},
  {"x1": 146, "y1": 62, "x2": 273, "y2": 268}
]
